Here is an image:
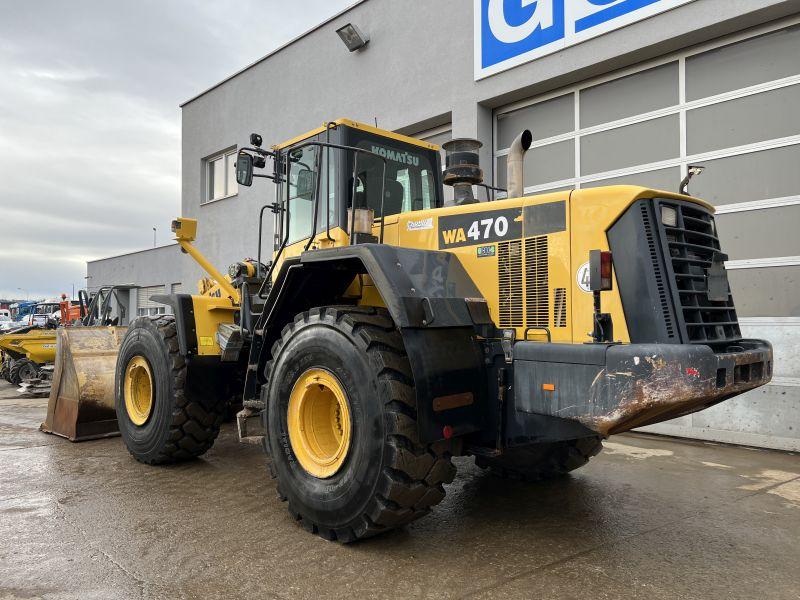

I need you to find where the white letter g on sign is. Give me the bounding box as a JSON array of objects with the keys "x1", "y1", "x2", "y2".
[{"x1": 487, "y1": 0, "x2": 554, "y2": 44}]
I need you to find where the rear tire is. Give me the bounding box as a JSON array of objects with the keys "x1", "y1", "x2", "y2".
[
  {"x1": 264, "y1": 306, "x2": 457, "y2": 542},
  {"x1": 2, "y1": 358, "x2": 13, "y2": 383},
  {"x1": 9, "y1": 358, "x2": 38, "y2": 385},
  {"x1": 114, "y1": 315, "x2": 227, "y2": 464},
  {"x1": 475, "y1": 437, "x2": 604, "y2": 481}
]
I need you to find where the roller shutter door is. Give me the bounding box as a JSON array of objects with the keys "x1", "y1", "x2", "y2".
[{"x1": 493, "y1": 21, "x2": 800, "y2": 450}]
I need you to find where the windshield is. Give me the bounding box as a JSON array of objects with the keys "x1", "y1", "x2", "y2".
[
  {"x1": 345, "y1": 129, "x2": 441, "y2": 218},
  {"x1": 36, "y1": 303, "x2": 59, "y2": 314}
]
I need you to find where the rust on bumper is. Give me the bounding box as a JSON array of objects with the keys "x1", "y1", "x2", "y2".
[{"x1": 513, "y1": 339, "x2": 772, "y2": 437}]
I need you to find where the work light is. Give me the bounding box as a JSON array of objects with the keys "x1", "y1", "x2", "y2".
[
  {"x1": 661, "y1": 205, "x2": 678, "y2": 227},
  {"x1": 336, "y1": 23, "x2": 369, "y2": 52}
]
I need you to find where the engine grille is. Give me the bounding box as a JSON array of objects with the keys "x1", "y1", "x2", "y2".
[
  {"x1": 553, "y1": 288, "x2": 567, "y2": 328},
  {"x1": 524, "y1": 236, "x2": 549, "y2": 328},
  {"x1": 498, "y1": 237, "x2": 552, "y2": 330},
  {"x1": 656, "y1": 200, "x2": 741, "y2": 345},
  {"x1": 498, "y1": 240, "x2": 523, "y2": 328}
]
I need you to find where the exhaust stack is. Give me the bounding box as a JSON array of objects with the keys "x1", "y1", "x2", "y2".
[{"x1": 507, "y1": 130, "x2": 532, "y2": 200}]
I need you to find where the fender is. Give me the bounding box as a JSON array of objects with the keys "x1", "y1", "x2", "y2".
[
  {"x1": 246, "y1": 244, "x2": 493, "y2": 442},
  {"x1": 151, "y1": 294, "x2": 197, "y2": 356}
]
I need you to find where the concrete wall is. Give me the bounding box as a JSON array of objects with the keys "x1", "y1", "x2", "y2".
[{"x1": 640, "y1": 319, "x2": 800, "y2": 451}]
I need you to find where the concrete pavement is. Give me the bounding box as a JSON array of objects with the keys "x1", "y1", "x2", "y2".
[{"x1": 0, "y1": 380, "x2": 798, "y2": 599}]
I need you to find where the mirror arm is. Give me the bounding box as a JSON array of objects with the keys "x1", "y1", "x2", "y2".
[{"x1": 241, "y1": 146, "x2": 275, "y2": 158}]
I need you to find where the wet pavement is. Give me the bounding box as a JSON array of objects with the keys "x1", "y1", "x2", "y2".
[{"x1": 0, "y1": 380, "x2": 798, "y2": 600}]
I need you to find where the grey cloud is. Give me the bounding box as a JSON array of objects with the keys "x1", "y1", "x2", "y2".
[{"x1": 0, "y1": 0, "x2": 352, "y2": 299}]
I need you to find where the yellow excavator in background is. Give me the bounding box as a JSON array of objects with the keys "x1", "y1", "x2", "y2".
[{"x1": 58, "y1": 119, "x2": 774, "y2": 541}]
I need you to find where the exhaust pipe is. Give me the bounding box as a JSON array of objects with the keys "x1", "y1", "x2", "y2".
[{"x1": 507, "y1": 130, "x2": 533, "y2": 199}]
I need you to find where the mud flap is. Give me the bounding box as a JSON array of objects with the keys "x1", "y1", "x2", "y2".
[{"x1": 40, "y1": 327, "x2": 127, "y2": 441}]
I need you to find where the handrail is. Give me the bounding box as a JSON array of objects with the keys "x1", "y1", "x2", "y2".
[
  {"x1": 256, "y1": 140, "x2": 389, "y2": 299},
  {"x1": 524, "y1": 326, "x2": 552, "y2": 343},
  {"x1": 256, "y1": 203, "x2": 271, "y2": 279}
]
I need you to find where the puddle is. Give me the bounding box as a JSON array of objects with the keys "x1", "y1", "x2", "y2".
[
  {"x1": 738, "y1": 469, "x2": 800, "y2": 491},
  {"x1": 603, "y1": 441, "x2": 673, "y2": 459},
  {"x1": 700, "y1": 461, "x2": 733, "y2": 469},
  {"x1": 767, "y1": 478, "x2": 800, "y2": 507}
]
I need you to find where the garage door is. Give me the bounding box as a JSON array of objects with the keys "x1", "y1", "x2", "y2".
[
  {"x1": 136, "y1": 285, "x2": 166, "y2": 317},
  {"x1": 493, "y1": 19, "x2": 800, "y2": 451}
]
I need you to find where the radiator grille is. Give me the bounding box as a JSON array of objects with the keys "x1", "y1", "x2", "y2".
[
  {"x1": 641, "y1": 204, "x2": 677, "y2": 339},
  {"x1": 498, "y1": 240, "x2": 523, "y2": 328},
  {"x1": 659, "y1": 202, "x2": 741, "y2": 345},
  {"x1": 525, "y1": 236, "x2": 549, "y2": 328},
  {"x1": 553, "y1": 288, "x2": 567, "y2": 328}
]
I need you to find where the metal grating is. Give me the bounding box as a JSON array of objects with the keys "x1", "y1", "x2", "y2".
[
  {"x1": 659, "y1": 202, "x2": 741, "y2": 345},
  {"x1": 641, "y1": 205, "x2": 677, "y2": 339},
  {"x1": 524, "y1": 236, "x2": 549, "y2": 328},
  {"x1": 498, "y1": 240, "x2": 524, "y2": 328},
  {"x1": 553, "y1": 288, "x2": 567, "y2": 328}
]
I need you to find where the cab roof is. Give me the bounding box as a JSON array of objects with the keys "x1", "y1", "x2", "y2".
[{"x1": 272, "y1": 118, "x2": 440, "y2": 152}]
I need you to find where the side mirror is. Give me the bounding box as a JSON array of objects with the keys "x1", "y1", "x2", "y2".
[
  {"x1": 295, "y1": 169, "x2": 315, "y2": 200},
  {"x1": 236, "y1": 152, "x2": 253, "y2": 187}
]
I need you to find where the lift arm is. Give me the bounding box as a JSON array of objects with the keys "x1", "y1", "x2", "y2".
[{"x1": 171, "y1": 218, "x2": 240, "y2": 304}]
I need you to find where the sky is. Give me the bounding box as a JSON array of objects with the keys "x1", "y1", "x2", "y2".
[{"x1": 0, "y1": 0, "x2": 352, "y2": 301}]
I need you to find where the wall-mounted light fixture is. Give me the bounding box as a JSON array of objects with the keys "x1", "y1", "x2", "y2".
[{"x1": 336, "y1": 23, "x2": 369, "y2": 52}]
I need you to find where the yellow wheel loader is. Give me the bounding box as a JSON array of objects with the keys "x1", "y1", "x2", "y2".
[{"x1": 112, "y1": 119, "x2": 771, "y2": 542}]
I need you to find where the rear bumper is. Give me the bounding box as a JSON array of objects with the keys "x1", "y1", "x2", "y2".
[{"x1": 513, "y1": 339, "x2": 772, "y2": 436}]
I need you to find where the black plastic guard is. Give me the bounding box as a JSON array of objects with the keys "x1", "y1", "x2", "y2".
[
  {"x1": 403, "y1": 327, "x2": 487, "y2": 443},
  {"x1": 300, "y1": 244, "x2": 490, "y2": 328},
  {"x1": 514, "y1": 339, "x2": 772, "y2": 436},
  {"x1": 151, "y1": 293, "x2": 197, "y2": 356}
]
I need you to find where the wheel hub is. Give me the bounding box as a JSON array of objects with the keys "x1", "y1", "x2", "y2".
[
  {"x1": 124, "y1": 356, "x2": 153, "y2": 426},
  {"x1": 287, "y1": 368, "x2": 352, "y2": 479}
]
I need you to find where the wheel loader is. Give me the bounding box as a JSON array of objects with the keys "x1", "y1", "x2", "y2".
[{"x1": 105, "y1": 119, "x2": 770, "y2": 542}]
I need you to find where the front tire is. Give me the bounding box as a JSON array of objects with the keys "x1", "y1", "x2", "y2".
[
  {"x1": 265, "y1": 306, "x2": 457, "y2": 542},
  {"x1": 114, "y1": 315, "x2": 226, "y2": 464}
]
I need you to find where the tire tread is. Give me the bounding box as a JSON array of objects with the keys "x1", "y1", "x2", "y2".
[
  {"x1": 268, "y1": 306, "x2": 456, "y2": 541},
  {"x1": 126, "y1": 315, "x2": 226, "y2": 465}
]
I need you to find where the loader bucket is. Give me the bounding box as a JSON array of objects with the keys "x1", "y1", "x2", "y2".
[{"x1": 40, "y1": 326, "x2": 127, "y2": 441}]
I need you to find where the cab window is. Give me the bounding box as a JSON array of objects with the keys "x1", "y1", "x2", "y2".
[
  {"x1": 285, "y1": 144, "x2": 319, "y2": 244},
  {"x1": 348, "y1": 134, "x2": 440, "y2": 219}
]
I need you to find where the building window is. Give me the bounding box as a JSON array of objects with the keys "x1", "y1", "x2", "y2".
[{"x1": 204, "y1": 148, "x2": 238, "y2": 204}]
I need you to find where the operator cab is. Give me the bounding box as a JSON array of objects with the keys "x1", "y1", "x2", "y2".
[{"x1": 237, "y1": 119, "x2": 444, "y2": 260}]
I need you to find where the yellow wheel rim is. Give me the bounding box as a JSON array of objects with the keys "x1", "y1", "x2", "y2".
[
  {"x1": 124, "y1": 356, "x2": 153, "y2": 426},
  {"x1": 287, "y1": 368, "x2": 352, "y2": 479}
]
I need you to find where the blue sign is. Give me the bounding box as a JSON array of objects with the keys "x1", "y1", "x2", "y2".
[{"x1": 476, "y1": 0, "x2": 696, "y2": 79}]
